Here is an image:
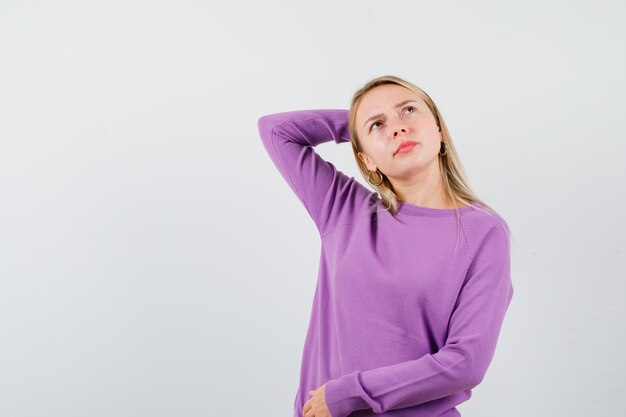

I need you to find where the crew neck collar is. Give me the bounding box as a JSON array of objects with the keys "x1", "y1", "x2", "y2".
[{"x1": 393, "y1": 200, "x2": 480, "y2": 217}]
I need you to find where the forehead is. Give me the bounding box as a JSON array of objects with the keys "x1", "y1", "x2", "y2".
[{"x1": 357, "y1": 84, "x2": 426, "y2": 121}]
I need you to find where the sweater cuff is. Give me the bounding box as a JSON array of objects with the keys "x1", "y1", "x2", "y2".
[{"x1": 324, "y1": 370, "x2": 370, "y2": 417}]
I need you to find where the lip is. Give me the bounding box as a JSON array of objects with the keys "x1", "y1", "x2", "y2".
[{"x1": 394, "y1": 141, "x2": 418, "y2": 156}]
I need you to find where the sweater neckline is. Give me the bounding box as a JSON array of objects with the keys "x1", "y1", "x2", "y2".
[{"x1": 394, "y1": 200, "x2": 480, "y2": 217}]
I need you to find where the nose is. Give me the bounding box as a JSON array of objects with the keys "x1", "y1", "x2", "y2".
[
  {"x1": 393, "y1": 127, "x2": 407, "y2": 137},
  {"x1": 392, "y1": 119, "x2": 407, "y2": 137}
]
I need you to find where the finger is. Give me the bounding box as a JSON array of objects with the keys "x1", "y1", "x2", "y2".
[{"x1": 304, "y1": 405, "x2": 317, "y2": 417}]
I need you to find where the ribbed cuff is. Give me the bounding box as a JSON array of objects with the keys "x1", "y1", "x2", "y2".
[{"x1": 324, "y1": 370, "x2": 370, "y2": 417}]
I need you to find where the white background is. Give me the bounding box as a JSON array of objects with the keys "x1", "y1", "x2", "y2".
[{"x1": 1, "y1": 1, "x2": 624, "y2": 416}]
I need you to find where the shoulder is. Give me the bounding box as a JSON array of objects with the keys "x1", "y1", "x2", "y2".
[{"x1": 461, "y1": 203, "x2": 511, "y2": 257}]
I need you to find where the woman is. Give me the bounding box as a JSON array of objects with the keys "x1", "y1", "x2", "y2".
[{"x1": 257, "y1": 75, "x2": 514, "y2": 417}]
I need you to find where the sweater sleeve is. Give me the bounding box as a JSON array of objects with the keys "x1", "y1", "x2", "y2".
[
  {"x1": 323, "y1": 222, "x2": 515, "y2": 417},
  {"x1": 257, "y1": 109, "x2": 371, "y2": 237}
]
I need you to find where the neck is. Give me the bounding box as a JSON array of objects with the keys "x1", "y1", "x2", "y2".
[{"x1": 392, "y1": 162, "x2": 454, "y2": 209}]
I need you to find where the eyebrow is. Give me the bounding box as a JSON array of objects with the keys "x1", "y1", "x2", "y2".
[{"x1": 363, "y1": 99, "x2": 418, "y2": 128}]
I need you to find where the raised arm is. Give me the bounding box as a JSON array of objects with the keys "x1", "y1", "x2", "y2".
[
  {"x1": 257, "y1": 109, "x2": 372, "y2": 237},
  {"x1": 323, "y1": 221, "x2": 515, "y2": 417}
]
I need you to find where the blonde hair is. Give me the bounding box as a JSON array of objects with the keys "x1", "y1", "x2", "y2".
[{"x1": 348, "y1": 75, "x2": 505, "y2": 247}]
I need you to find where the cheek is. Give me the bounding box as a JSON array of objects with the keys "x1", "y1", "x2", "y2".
[
  {"x1": 415, "y1": 123, "x2": 441, "y2": 145},
  {"x1": 414, "y1": 118, "x2": 437, "y2": 134},
  {"x1": 422, "y1": 138, "x2": 440, "y2": 154},
  {"x1": 372, "y1": 142, "x2": 391, "y2": 159}
]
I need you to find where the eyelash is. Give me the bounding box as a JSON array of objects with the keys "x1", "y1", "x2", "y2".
[{"x1": 370, "y1": 106, "x2": 416, "y2": 131}]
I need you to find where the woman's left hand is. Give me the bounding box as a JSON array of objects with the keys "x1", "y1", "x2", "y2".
[{"x1": 302, "y1": 383, "x2": 331, "y2": 417}]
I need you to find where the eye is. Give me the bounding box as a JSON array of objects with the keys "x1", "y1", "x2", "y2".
[{"x1": 369, "y1": 106, "x2": 415, "y2": 132}]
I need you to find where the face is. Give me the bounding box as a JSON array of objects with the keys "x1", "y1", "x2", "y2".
[{"x1": 355, "y1": 84, "x2": 443, "y2": 182}]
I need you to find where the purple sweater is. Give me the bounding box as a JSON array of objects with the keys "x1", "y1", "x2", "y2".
[{"x1": 257, "y1": 109, "x2": 514, "y2": 417}]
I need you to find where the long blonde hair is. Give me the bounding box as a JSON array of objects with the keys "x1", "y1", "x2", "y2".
[{"x1": 348, "y1": 75, "x2": 505, "y2": 246}]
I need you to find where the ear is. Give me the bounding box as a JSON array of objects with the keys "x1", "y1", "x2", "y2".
[{"x1": 357, "y1": 151, "x2": 377, "y2": 172}]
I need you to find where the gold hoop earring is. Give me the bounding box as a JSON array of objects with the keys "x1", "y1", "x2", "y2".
[
  {"x1": 439, "y1": 142, "x2": 447, "y2": 156},
  {"x1": 367, "y1": 169, "x2": 384, "y2": 186}
]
